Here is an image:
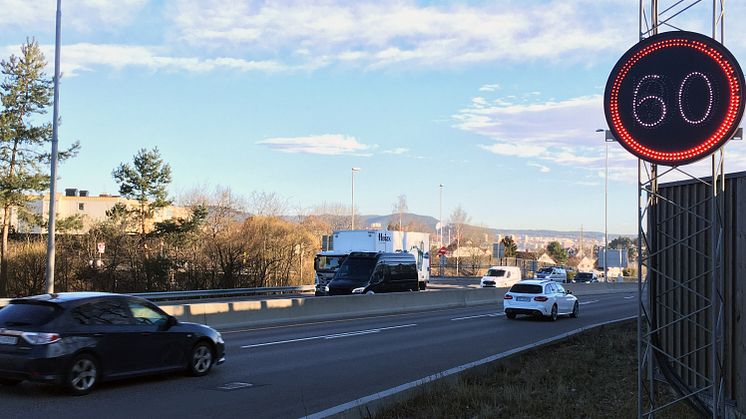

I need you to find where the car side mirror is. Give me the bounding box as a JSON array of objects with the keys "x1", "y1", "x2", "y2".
[
  {"x1": 161, "y1": 315, "x2": 178, "y2": 330},
  {"x1": 566, "y1": 290, "x2": 572, "y2": 295}
]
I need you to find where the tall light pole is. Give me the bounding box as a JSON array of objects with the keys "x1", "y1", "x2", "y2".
[
  {"x1": 439, "y1": 184, "x2": 443, "y2": 246},
  {"x1": 44, "y1": 0, "x2": 62, "y2": 294},
  {"x1": 351, "y1": 167, "x2": 360, "y2": 229},
  {"x1": 596, "y1": 128, "x2": 615, "y2": 282}
]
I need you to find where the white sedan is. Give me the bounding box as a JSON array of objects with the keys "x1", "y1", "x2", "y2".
[{"x1": 503, "y1": 279, "x2": 579, "y2": 321}]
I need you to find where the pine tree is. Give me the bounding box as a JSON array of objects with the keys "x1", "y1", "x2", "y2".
[
  {"x1": 0, "y1": 39, "x2": 79, "y2": 296},
  {"x1": 112, "y1": 147, "x2": 173, "y2": 238},
  {"x1": 501, "y1": 236, "x2": 518, "y2": 257}
]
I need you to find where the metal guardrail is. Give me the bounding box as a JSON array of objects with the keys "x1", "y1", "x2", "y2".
[
  {"x1": 0, "y1": 285, "x2": 316, "y2": 307},
  {"x1": 132, "y1": 285, "x2": 316, "y2": 302}
]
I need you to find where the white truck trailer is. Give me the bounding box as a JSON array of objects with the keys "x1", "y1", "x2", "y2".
[{"x1": 314, "y1": 229, "x2": 431, "y2": 295}]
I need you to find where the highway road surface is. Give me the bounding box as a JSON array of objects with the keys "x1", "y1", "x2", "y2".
[{"x1": 0, "y1": 290, "x2": 637, "y2": 419}]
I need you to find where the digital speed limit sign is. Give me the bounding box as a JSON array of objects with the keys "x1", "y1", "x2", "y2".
[{"x1": 604, "y1": 31, "x2": 744, "y2": 166}]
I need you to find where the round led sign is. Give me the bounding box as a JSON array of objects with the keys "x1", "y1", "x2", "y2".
[{"x1": 604, "y1": 31, "x2": 745, "y2": 166}]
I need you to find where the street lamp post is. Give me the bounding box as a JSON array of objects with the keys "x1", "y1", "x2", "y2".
[
  {"x1": 439, "y1": 184, "x2": 443, "y2": 246},
  {"x1": 596, "y1": 128, "x2": 615, "y2": 282},
  {"x1": 44, "y1": 0, "x2": 63, "y2": 294},
  {"x1": 351, "y1": 167, "x2": 360, "y2": 229}
]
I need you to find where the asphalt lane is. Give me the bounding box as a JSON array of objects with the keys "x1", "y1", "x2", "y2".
[{"x1": 0, "y1": 291, "x2": 637, "y2": 419}]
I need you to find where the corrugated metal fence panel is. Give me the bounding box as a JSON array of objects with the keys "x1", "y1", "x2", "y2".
[
  {"x1": 653, "y1": 172, "x2": 744, "y2": 406},
  {"x1": 733, "y1": 176, "x2": 746, "y2": 411}
]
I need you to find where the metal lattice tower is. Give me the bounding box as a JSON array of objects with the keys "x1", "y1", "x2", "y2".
[{"x1": 637, "y1": 1, "x2": 729, "y2": 417}]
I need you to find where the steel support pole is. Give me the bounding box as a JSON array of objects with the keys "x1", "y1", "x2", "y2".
[
  {"x1": 44, "y1": 0, "x2": 62, "y2": 294},
  {"x1": 648, "y1": 163, "x2": 657, "y2": 417},
  {"x1": 605, "y1": 140, "x2": 609, "y2": 283},
  {"x1": 637, "y1": 159, "x2": 644, "y2": 419}
]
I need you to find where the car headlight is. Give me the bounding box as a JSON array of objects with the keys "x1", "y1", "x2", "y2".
[
  {"x1": 351, "y1": 287, "x2": 365, "y2": 294},
  {"x1": 324, "y1": 285, "x2": 330, "y2": 292}
]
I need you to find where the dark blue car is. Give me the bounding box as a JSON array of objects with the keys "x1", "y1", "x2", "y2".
[{"x1": 0, "y1": 292, "x2": 225, "y2": 395}]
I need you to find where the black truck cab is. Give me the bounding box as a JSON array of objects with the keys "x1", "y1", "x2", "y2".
[{"x1": 326, "y1": 252, "x2": 419, "y2": 295}]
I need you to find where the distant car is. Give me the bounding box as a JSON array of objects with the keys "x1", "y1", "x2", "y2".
[
  {"x1": 0, "y1": 292, "x2": 225, "y2": 395},
  {"x1": 503, "y1": 279, "x2": 579, "y2": 321},
  {"x1": 573, "y1": 272, "x2": 598, "y2": 283},
  {"x1": 480, "y1": 266, "x2": 522, "y2": 288},
  {"x1": 534, "y1": 266, "x2": 568, "y2": 283}
]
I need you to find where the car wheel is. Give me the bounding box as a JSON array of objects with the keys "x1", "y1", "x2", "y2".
[
  {"x1": 188, "y1": 342, "x2": 214, "y2": 377},
  {"x1": 570, "y1": 301, "x2": 579, "y2": 318},
  {"x1": 365, "y1": 290, "x2": 375, "y2": 295},
  {"x1": 549, "y1": 304, "x2": 558, "y2": 321},
  {"x1": 506, "y1": 312, "x2": 516, "y2": 320},
  {"x1": 64, "y1": 353, "x2": 99, "y2": 396},
  {"x1": 0, "y1": 378, "x2": 22, "y2": 386}
]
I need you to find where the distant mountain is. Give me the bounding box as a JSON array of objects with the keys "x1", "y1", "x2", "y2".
[
  {"x1": 292, "y1": 211, "x2": 633, "y2": 242},
  {"x1": 360, "y1": 213, "x2": 439, "y2": 233},
  {"x1": 357, "y1": 213, "x2": 632, "y2": 242}
]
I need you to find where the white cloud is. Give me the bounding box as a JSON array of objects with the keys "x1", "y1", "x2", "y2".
[
  {"x1": 25, "y1": 43, "x2": 288, "y2": 77},
  {"x1": 166, "y1": 0, "x2": 633, "y2": 70},
  {"x1": 256, "y1": 134, "x2": 374, "y2": 156},
  {"x1": 529, "y1": 163, "x2": 551, "y2": 173},
  {"x1": 479, "y1": 84, "x2": 501, "y2": 92},
  {"x1": 0, "y1": 0, "x2": 646, "y2": 76},
  {"x1": 0, "y1": 0, "x2": 147, "y2": 31},
  {"x1": 383, "y1": 148, "x2": 409, "y2": 155},
  {"x1": 455, "y1": 93, "x2": 637, "y2": 177}
]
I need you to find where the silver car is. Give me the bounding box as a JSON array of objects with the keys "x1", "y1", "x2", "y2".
[{"x1": 534, "y1": 266, "x2": 568, "y2": 283}]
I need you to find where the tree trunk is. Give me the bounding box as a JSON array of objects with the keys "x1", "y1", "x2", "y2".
[{"x1": 0, "y1": 205, "x2": 10, "y2": 296}]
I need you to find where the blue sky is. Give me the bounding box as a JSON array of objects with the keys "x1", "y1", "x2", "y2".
[{"x1": 3, "y1": 0, "x2": 746, "y2": 235}]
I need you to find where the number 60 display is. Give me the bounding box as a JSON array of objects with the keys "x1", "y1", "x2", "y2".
[{"x1": 604, "y1": 31, "x2": 744, "y2": 166}]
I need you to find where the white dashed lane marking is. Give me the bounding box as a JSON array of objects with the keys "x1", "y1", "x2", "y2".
[
  {"x1": 241, "y1": 323, "x2": 417, "y2": 348},
  {"x1": 451, "y1": 313, "x2": 504, "y2": 321}
]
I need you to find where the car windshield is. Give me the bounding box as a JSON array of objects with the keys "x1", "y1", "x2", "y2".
[
  {"x1": 509, "y1": 284, "x2": 543, "y2": 294},
  {"x1": 537, "y1": 268, "x2": 552, "y2": 274},
  {"x1": 576, "y1": 273, "x2": 592, "y2": 279},
  {"x1": 334, "y1": 257, "x2": 377, "y2": 282},
  {"x1": 0, "y1": 302, "x2": 60, "y2": 327},
  {"x1": 314, "y1": 255, "x2": 345, "y2": 272},
  {"x1": 485, "y1": 269, "x2": 506, "y2": 277}
]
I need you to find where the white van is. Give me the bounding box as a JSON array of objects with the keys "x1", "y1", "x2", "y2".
[
  {"x1": 534, "y1": 266, "x2": 568, "y2": 283},
  {"x1": 480, "y1": 266, "x2": 522, "y2": 288}
]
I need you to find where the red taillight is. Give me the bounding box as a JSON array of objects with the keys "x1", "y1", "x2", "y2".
[
  {"x1": 534, "y1": 296, "x2": 548, "y2": 302},
  {"x1": 503, "y1": 294, "x2": 513, "y2": 300}
]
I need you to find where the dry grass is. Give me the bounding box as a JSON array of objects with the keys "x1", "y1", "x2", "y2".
[{"x1": 375, "y1": 320, "x2": 699, "y2": 419}]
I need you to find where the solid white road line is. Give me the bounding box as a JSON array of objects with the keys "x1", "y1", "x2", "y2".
[
  {"x1": 579, "y1": 300, "x2": 599, "y2": 305},
  {"x1": 241, "y1": 323, "x2": 417, "y2": 348}
]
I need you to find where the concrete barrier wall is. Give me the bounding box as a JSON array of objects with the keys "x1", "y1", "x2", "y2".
[{"x1": 159, "y1": 283, "x2": 637, "y2": 329}]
